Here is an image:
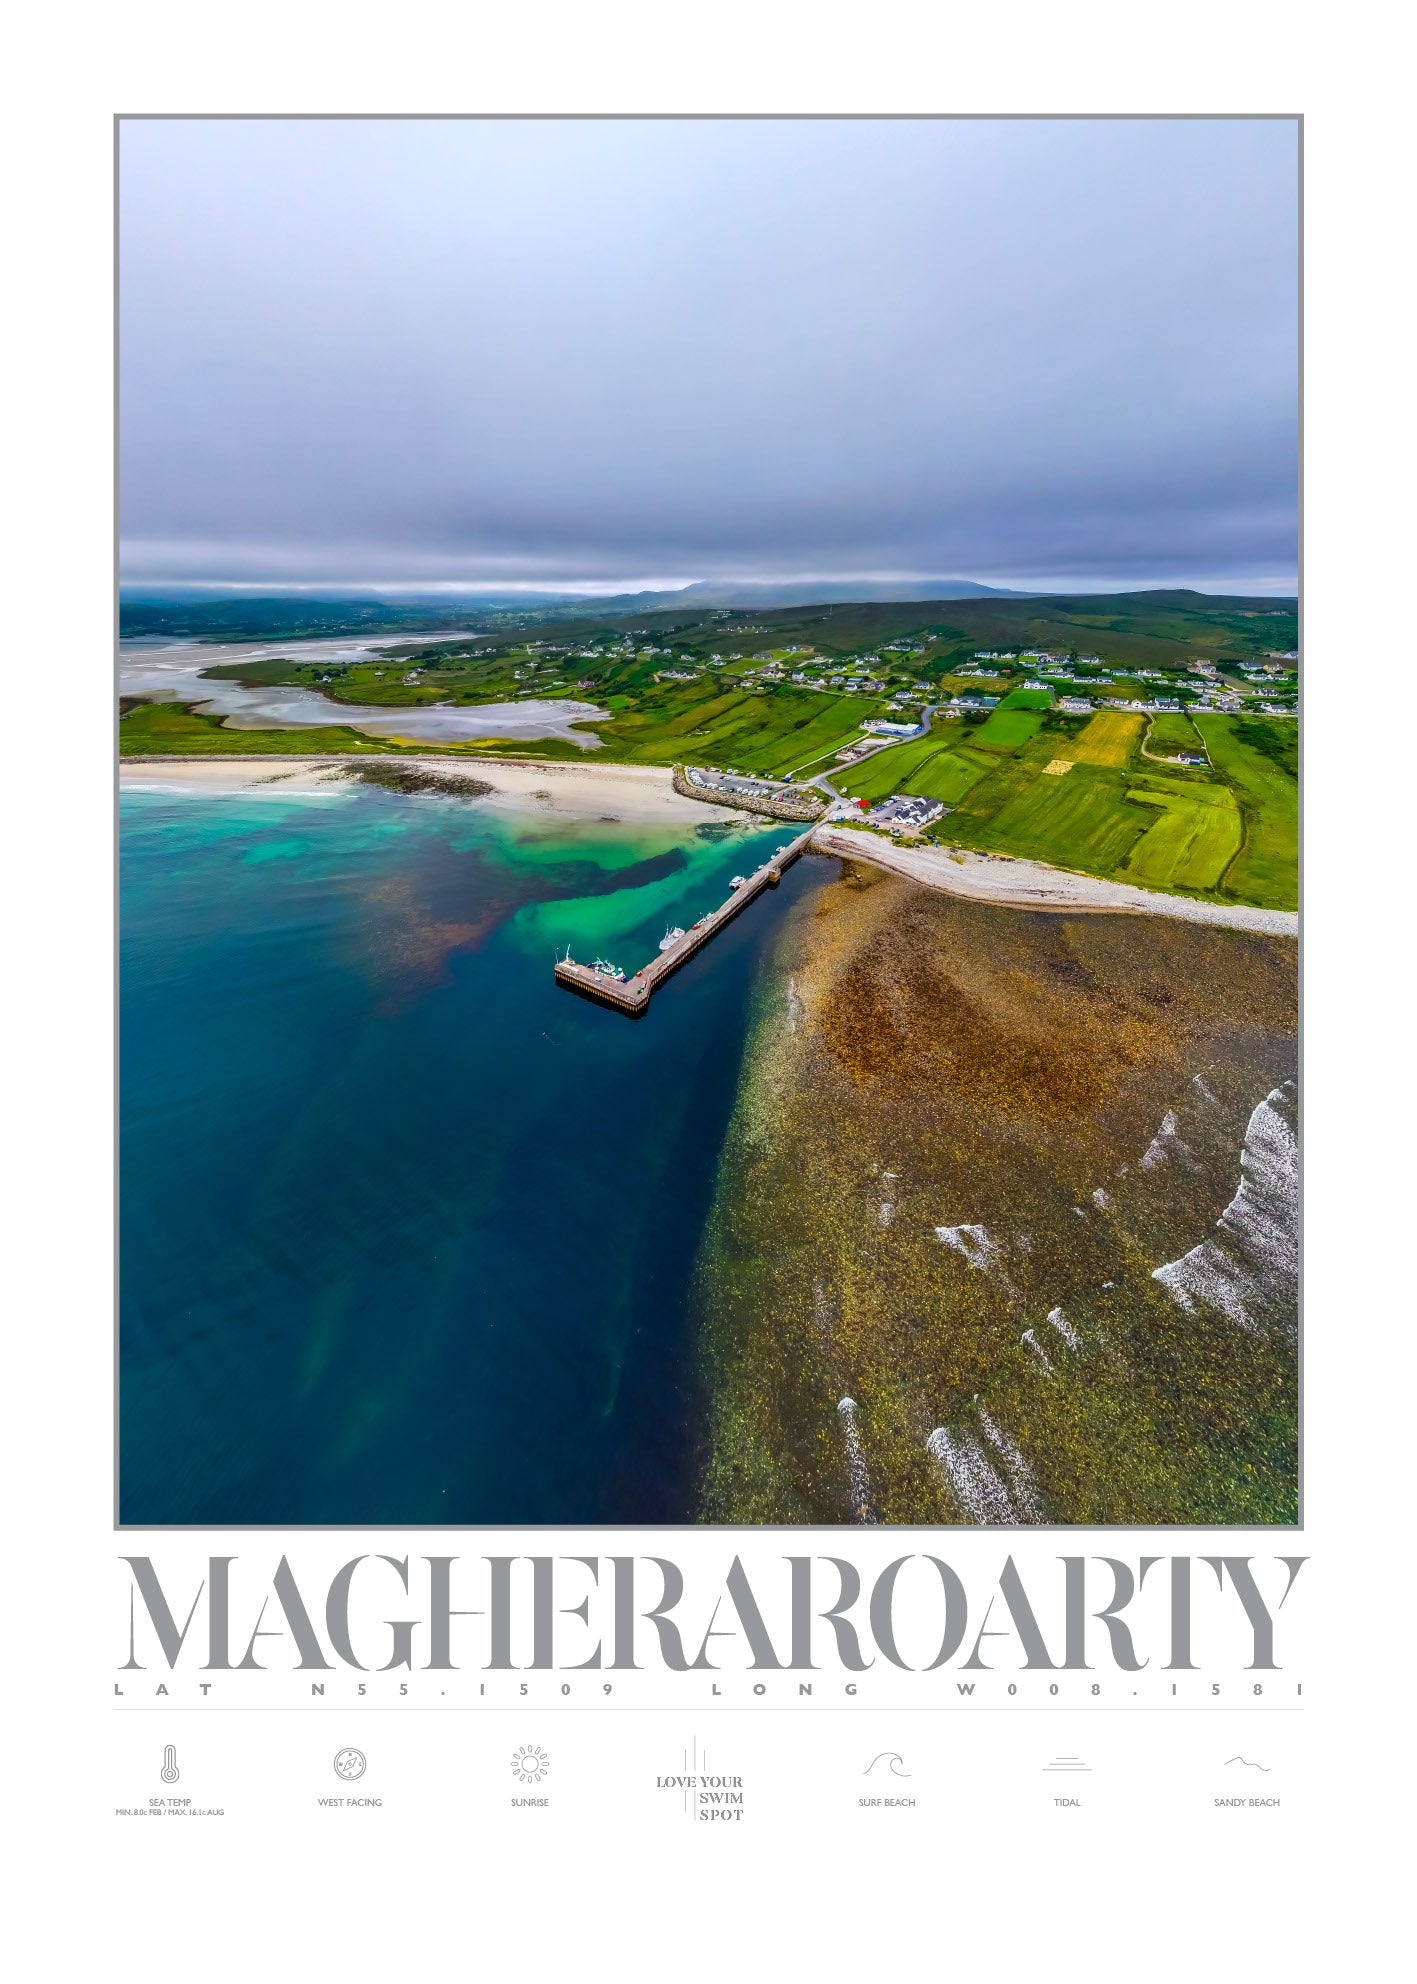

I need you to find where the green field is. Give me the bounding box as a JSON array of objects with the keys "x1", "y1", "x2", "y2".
[
  {"x1": 119, "y1": 701, "x2": 421, "y2": 757},
  {"x1": 832, "y1": 734, "x2": 941, "y2": 802},
  {"x1": 998, "y1": 686, "x2": 1053, "y2": 710},
  {"x1": 931, "y1": 747, "x2": 1265, "y2": 901},
  {"x1": 903, "y1": 746, "x2": 996, "y2": 805},
  {"x1": 954, "y1": 761, "x2": 1153, "y2": 872},
  {"x1": 809, "y1": 702, "x2": 1289, "y2": 906},
  {"x1": 122, "y1": 678, "x2": 885, "y2": 781},
  {"x1": 1050, "y1": 709, "x2": 1143, "y2": 767},
  {"x1": 971, "y1": 707, "x2": 1045, "y2": 751},
  {"x1": 1121, "y1": 779, "x2": 1243, "y2": 891},
  {"x1": 1193, "y1": 715, "x2": 1298, "y2": 909},
  {"x1": 1147, "y1": 712, "x2": 1205, "y2": 755}
]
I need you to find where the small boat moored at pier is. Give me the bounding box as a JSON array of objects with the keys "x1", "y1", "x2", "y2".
[{"x1": 555, "y1": 820, "x2": 818, "y2": 1014}]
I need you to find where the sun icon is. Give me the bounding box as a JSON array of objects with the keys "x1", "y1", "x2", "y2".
[{"x1": 511, "y1": 1744, "x2": 550, "y2": 1785}]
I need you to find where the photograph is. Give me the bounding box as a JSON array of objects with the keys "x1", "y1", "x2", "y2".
[{"x1": 117, "y1": 114, "x2": 1299, "y2": 1529}]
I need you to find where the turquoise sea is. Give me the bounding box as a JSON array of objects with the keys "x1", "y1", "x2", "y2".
[{"x1": 119, "y1": 783, "x2": 826, "y2": 1525}]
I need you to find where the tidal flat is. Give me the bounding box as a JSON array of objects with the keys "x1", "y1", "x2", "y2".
[{"x1": 695, "y1": 861, "x2": 1298, "y2": 1526}]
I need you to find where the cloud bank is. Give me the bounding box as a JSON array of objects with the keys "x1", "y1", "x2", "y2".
[{"x1": 119, "y1": 118, "x2": 1298, "y2": 595}]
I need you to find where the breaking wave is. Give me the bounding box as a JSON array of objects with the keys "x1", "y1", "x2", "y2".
[
  {"x1": 1151, "y1": 1082, "x2": 1298, "y2": 1339},
  {"x1": 836, "y1": 1398, "x2": 875, "y2": 1522},
  {"x1": 1046, "y1": 1305, "x2": 1081, "y2": 1349},
  {"x1": 1021, "y1": 1328, "x2": 1054, "y2": 1373},
  {"x1": 926, "y1": 1410, "x2": 1043, "y2": 1523},
  {"x1": 1140, "y1": 1108, "x2": 1194, "y2": 1171},
  {"x1": 934, "y1": 1223, "x2": 1005, "y2": 1273}
]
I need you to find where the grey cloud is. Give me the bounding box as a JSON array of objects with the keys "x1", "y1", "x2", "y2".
[{"x1": 119, "y1": 117, "x2": 1298, "y2": 594}]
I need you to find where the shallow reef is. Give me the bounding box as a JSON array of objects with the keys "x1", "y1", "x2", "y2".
[{"x1": 695, "y1": 861, "x2": 1298, "y2": 1526}]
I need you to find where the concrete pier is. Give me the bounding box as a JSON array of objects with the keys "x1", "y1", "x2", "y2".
[{"x1": 554, "y1": 823, "x2": 818, "y2": 1013}]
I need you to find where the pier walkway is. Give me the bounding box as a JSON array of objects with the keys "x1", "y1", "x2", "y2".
[{"x1": 554, "y1": 821, "x2": 820, "y2": 1013}]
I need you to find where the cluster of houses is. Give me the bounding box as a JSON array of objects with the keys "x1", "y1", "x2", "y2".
[{"x1": 865, "y1": 793, "x2": 946, "y2": 832}]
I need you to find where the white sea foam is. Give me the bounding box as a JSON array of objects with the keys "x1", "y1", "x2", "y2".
[
  {"x1": 934, "y1": 1224, "x2": 1004, "y2": 1274},
  {"x1": 1140, "y1": 1109, "x2": 1192, "y2": 1171},
  {"x1": 1151, "y1": 1083, "x2": 1298, "y2": 1338},
  {"x1": 1046, "y1": 1305, "x2": 1081, "y2": 1348},
  {"x1": 1021, "y1": 1328, "x2": 1055, "y2": 1373},
  {"x1": 978, "y1": 1409, "x2": 1044, "y2": 1519},
  {"x1": 836, "y1": 1398, "x2": 875, "y2": 1522},
  {"x1": 927, "y1": 1413, "x2": 1042, "y2": 1523}
]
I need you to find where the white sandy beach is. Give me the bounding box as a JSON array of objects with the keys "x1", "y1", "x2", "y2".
[
  {"x1": 812, "y1": 825, "x2": 1298, "y2": 936},
  {"x1": 119, "y1": 756, "x2": 1298, "y2": 932},
  {"x1": 119, "y1": 754, "x2": 744, "y2": 827}
]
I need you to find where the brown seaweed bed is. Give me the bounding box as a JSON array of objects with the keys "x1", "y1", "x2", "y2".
[{"x1": 694, "y1": 859, "x2": 1298, "y2": 1526}]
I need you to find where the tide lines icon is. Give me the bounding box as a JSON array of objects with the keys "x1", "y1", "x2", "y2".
[{"x1": 511, "y1": 1745, "x2": 550, "y2": 1786}]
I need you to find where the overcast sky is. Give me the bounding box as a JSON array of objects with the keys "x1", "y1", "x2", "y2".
[{"x1": 119, "y1": 118, "x2": 1298, "y2": 596}]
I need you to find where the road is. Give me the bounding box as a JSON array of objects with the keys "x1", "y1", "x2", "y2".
[
  {"x1": 796, "y1": 702, "x2": 946, "y2": 798},
  {"x1": 1136, "y1": 714, "x2": 1210, "y2": 767}
]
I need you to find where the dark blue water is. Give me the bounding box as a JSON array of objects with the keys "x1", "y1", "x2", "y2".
[{"x1": 119, "y1": 782, "x2": 826, "y2": 1525}]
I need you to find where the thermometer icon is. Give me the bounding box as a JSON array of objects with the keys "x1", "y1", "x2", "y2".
[{"x1": 160, "y1": 1745, "x2": 180, "y2": 1785}]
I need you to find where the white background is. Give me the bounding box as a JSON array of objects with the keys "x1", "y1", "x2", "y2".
[{"x1": 4, "y1": 2, "x2": 1411, "y2": 1974}]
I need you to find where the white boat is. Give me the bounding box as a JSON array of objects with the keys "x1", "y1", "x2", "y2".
[
  {"x1": 659, "y1": 927, "x2": 686, "y2": 951},
  {"x1": 729, "y1": 874, "x2": 747, "y2": 888}
]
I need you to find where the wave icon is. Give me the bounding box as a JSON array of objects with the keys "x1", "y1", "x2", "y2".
[
  {"x1": 1223, "y1": 1756, "x2": 1271, "y2": 1772},
  {"x1": 863, "y1": 1752, "x2": 911, "y2": 1778}
]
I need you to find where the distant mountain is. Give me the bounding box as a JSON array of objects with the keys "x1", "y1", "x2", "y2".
[
  {"x1": 119, "y1": 596, "x2": 511, "y2": 643},
  {"x1": 585, "y1": 578, "x2": 1033, "y2": 612}
]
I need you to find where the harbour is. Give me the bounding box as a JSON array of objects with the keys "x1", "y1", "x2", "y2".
[{"x1": 554, "y1": 820, "x2": 820, "y2": 1012}]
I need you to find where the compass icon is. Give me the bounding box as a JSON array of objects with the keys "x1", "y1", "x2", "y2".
[
  {"x1": 511, "y1": 1744, "x2": 550, "y2": 1785},
  {"x1": 333, "y1": 1747, "x2": 367, "y2": 1782}
]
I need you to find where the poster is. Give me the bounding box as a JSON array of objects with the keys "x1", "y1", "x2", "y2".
[{"x1": 9, "y1": 7, "x2": 1404, "y2": 1973}]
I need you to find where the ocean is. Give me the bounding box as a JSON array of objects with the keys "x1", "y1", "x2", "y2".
[{"x1": 119, "y1": 782, "x2": 825, "y2": 1525}]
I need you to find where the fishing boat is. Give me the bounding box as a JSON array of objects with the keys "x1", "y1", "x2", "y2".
[
  {"x1": 659, "y1": 926, "x2": 686, "y2": 951},
  {"x1": 729, "y1": 874, "x2": 747, "y2": 888}
]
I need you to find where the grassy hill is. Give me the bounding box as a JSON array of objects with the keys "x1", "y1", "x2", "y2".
[{"x1": 122, "y1": 586, "x2": 1297, "y2": 665}]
